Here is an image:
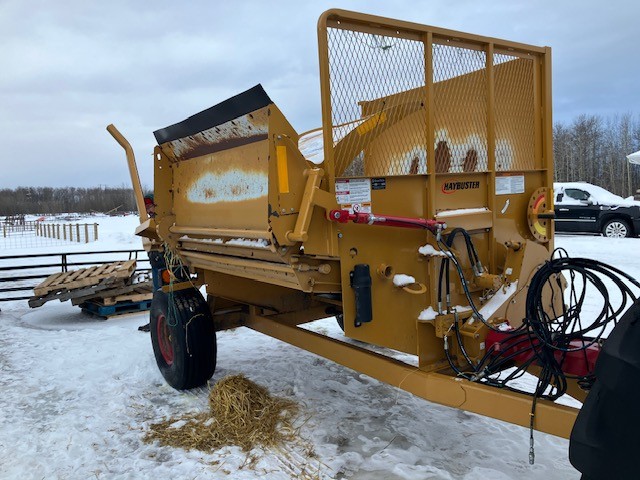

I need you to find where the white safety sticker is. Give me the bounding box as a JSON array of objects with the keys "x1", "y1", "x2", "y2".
[
  {"x1": 336, "y1": 178, "x2": 371, "y2": 205},
  {"x1": 342, "y1": 203, "x2": 371, "y2": 214},
  {"x1": 496, "y1": 175, "x2": 525, "y2": 195}
]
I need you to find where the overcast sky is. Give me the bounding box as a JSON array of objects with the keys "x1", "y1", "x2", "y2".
[{"x1": 1, "y1": 0, "x2": 638, "y2": 189}]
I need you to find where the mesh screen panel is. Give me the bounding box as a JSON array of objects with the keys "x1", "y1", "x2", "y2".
[
  {"x1": 327, "y1": 27, "x2": 426, "y2": 176},
  {"x1": 432, "y1": 43, "x2": 488, "y2": 173},
  {"x1": 323, "y1": 20, "x2": 542, "y2": 177},
  {"x1": 494, "y1": 53, "x2": 536, "y2": 171}
]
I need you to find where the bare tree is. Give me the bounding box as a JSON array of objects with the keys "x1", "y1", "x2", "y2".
[{"x1": 554, "y1": 113, "x2": 640, "y2": 197}]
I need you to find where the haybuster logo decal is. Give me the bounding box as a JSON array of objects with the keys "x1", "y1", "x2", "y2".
[{"x1": 441, "y1": 180, "x2": 481, "y2": 194}]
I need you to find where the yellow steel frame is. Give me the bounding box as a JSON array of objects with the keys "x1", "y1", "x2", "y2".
[
  {"x1": 112, "y1": 8, "x2": 576, "y2": 441},
  {"x1": 241, "y1": 310, "x2": 578, "y2": 439}
]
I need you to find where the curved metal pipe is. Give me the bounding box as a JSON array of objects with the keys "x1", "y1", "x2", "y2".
[{"x1": 106, "y1": 124, "x2": 148, "y2": 223}]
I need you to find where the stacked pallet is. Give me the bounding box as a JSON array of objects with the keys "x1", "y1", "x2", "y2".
[
  {"x1": 29, "y1": 260, "x2": 153, "y2": 318},
  {"x1": 77, "y1": 282, "x2": 154, "y2": 318}
]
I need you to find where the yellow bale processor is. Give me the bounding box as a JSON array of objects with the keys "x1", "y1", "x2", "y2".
[{"x1": 109, "y1": 10, "x2": 640, "y2": 477}]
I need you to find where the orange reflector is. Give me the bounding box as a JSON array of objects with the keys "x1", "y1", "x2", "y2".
[
  {"x1": 161, "y1": 269, "x2": 171, "y2": 285},
  {"x1": 276, "y1": 145, "x2": 290, "y2": 194}
]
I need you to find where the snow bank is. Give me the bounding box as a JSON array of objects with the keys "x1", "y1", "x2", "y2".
[{"x1": 0, "y1": 215, "x2": 603, "y2": 479}]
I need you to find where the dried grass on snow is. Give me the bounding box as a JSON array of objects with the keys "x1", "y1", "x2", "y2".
[{"x1": 144, "y1": 374, "x2": 301, "y2": 453}]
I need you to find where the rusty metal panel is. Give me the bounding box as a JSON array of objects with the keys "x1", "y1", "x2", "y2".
[
  {"x1": 154, "y1": 87, "x2": 274, "y2": 234},
  {"x1": 172, "y1": 139, "x2": 270, "y2": 232},
  {"x1": 159, "y1": 105, "x2": 270, "y2": 163},
  {"x1": 154, "y1": 84, "x2": 271, "y2": 161}
]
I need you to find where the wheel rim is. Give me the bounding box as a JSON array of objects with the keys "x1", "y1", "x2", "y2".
[
  {"x1": 605, "y1": 222, "x2": 627, "y2": 238},
  {"x1": 156, "y1": 313, "x2": 174, "y2": 365}
]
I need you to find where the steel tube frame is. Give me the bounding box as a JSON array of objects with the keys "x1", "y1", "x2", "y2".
[{"x1": 244, "y1": 312, "x2": 578, "y2": 439}]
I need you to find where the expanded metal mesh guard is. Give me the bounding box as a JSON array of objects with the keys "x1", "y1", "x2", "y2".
[
  {"x1": 321, "y1": 15, "x2": 543, "y2": 178},
  {"x1": 494, "y1": 53, "x2": 536, "y2": 171},
  {"x1": 433, "y1": 43, "x2": 488, "y2": 173},
  {"x1": 327, "y1": 28, "x2": 426, "y2": 177}
]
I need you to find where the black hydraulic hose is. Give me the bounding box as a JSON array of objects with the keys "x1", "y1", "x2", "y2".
[
  {"x1": 437, "y1": 237, "x2": 527, "y2": 333},
  {"x1": 434, "y1": 232, "x2": 640, "y2": 409},
  {"x1": 437, "y1": 227, "x2": 482, "y2": 309},
  {"x1": 454, "y1": 315, "x2": 478, "y2": 371},
  {"x1": 525, "y1": 256, "x2": 640, "y2": 352}
]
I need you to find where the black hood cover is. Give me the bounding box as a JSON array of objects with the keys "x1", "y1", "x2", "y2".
[{"x1": 153, "y1": 84, "x2": 272, "y2": 145}]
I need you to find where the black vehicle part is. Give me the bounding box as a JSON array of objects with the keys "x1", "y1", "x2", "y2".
[
  {"x1": 569, "y1": 299, "x2": 640, "y2": 479},
  {"x1": 350, "y1": 264, "x2": 372, "y2": 326},
  {"x1": 149, "y1": 288, "x2": 217, "y2": 390},
  {"x1": 601, "y1": 218, "x2": 631, "y2": 238},
  {"x1": 148, "y1": 250, "x2": 166, "y2": 292}
]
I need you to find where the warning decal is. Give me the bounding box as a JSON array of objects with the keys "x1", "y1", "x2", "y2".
[
  {"x1": 336, "y1": 178, "x2": 372, "y2": 213},
  {"x1": 496, "y1": 174, "x2": 525, "y2": 195},
  {"x1": 335, "y1": 178, "x2": 371, "y2": 204}
]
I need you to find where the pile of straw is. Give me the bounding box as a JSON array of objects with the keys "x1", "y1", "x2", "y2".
[{"x1": 144, "y1": 374, "x2": 300, "y2": 452}]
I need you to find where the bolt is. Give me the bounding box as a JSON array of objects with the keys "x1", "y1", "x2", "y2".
[{"x1": 338, "y1": 233, "x2": 343, "y2": 239}]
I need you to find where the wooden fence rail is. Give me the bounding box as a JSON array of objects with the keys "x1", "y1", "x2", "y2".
[
  {"x1": 1, "y1": 220, "x2": 40, "y2": 236},
  {"x1": 34, "y1": 223, "x2": 99, "y2": 243}
]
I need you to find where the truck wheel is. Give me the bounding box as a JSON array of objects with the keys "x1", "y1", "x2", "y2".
[
  {"x1": 602, "y1": 219, "x2": 631, "y2": 238},
  {"x1": 149, "y1": 288, "x2": 217, "y2": 389}
]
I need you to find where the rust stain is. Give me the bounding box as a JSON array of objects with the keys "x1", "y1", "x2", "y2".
[
  {"x1": 165, "y1": 107, "x2": 269, "y2": 161},
  {"x1": 186, "y1": 170, "x2": 268, "y2": 204}
]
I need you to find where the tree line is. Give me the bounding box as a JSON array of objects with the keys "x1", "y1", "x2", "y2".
[
  {"x1": 0, "y1": 186, "x2": 140, "y2": 216},
  {"x1": 554, "y1": 113, "x2": 640, "y2": 197}
]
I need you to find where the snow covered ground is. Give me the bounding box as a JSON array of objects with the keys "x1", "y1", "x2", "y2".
[{"x1": 2, "y1": 217, "x2": 639, "y2": 479}]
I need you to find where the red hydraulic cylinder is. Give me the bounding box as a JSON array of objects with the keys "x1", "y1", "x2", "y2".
[{"x1": 329, "y1": 209, "x2": 446, "y2": 233}]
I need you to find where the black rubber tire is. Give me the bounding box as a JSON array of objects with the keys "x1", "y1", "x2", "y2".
[
  {"x1": 149, "y1": 289, "x2": 216, "y2": 390},
  {"x1": 602, "y1": 218, "x2": 631, "y2": 238}
]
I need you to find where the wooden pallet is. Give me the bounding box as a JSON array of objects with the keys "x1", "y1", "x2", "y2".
[
  {"x1": 29, "y1": 260, "x2": 138, "y2": 308},
  {"x1": 71, "y1": 281, "x2": 153, "y2": 307},
  {"x1": 33, "y1": 260, "x2": 136, "y2": 296},
  {"x1": 29, "y1": 276, "x2": 129, "y2": 308},
  {"x1": 80, "y1": 298, "x2": 153, "y2": 319}
]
